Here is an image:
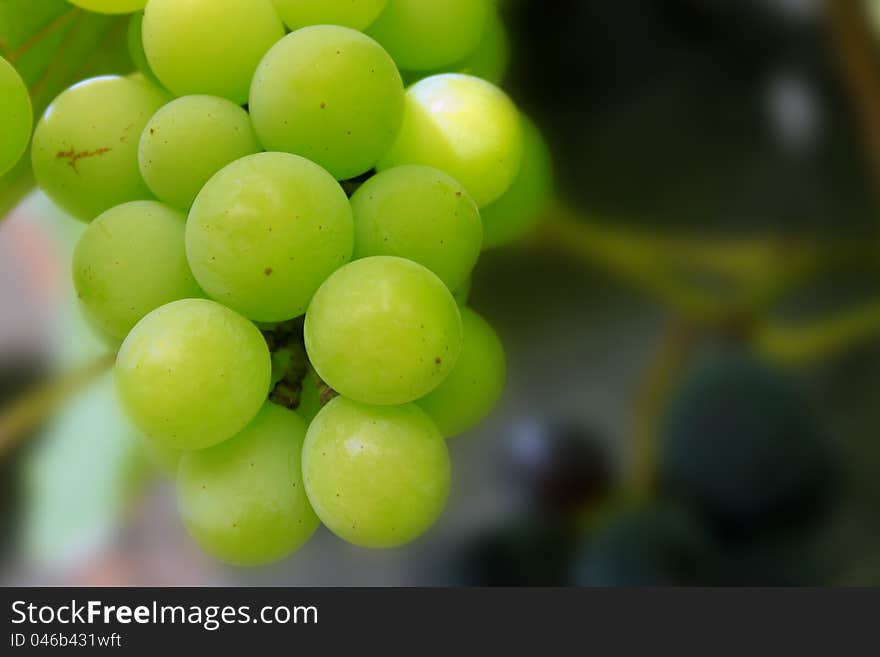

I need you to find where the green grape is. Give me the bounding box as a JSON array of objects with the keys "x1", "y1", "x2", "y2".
[
  {"x1": 31, "y1": 75, "x2": 170, "y2": 221},
  {"x1": 127, "y1": 12, "x2": 161, "y2": 87},
  {"x1": 139, "y1": 95, "x2": 262, "y2": 210},
  {"x1": 187, "y1": 152, "x2": 354, "y2": 322},
  {"x1": 418, "y1": 307, "x2": 505, "y2": 437},
  {"x1": 452, "y1": 277, "x2": 471, "y2": 306},
  {"x1": 367, "y1": 0, "x2": 491, "y2": 71},
  {"x1": 178, "y1": 403, "x2": 319, "y2": 566},
  {"x1": 304, "y1": 256, "x2": 463, "y2": 405},
  {"x1": 302, "y1": 397, "x2": 450, "y2": 548},
  {"x1": 0, "y1": 56, "x2": 31, "y2": 177},
  {"x1": 272, "y1": 0, "x2": 387, "y2": 30},
  {"x1": 115, "y1": 299, "x2": 271, "y2": 450},
  {"x1": 482, "y1": 116, "x2": 554, "y2": 248},
  {"x1": 73, "y1": 200, "x2": 203, "y2": 341},
  {"x1": 402, "y1": 9, "x2": 509, "y2": 86},
  {"x1": 68, "y1": 0, "x2": 146, "y2": 13},
  {"x1": 143, "y1": 0, "x2": 284, "y2": 104},
  {"x1": 378, "y1": 74, "x2": 522, "y2": 208},
  {"x1": 351, "y1": 165, "x2": 482, "y2": 291},
  {"x1": 249, "y1": 26, "x2": 404, "y2": 180}
]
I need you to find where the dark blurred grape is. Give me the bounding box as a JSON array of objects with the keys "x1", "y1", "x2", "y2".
[
  {"x1": 706, "y1": 534, "x2": 830, "y2": 586},
  {"x1": 659, "y1": 344, "x2": 839, "y2": 538},
  {"x1": 572, "y1": 503, "x2": 713, "y2": 586},
  {"x1": 450, "y1": 518, "x2": 579, "y2": 587},
  {"x1": 505, "y1": 418, "x2": 616, "y2": 515}
]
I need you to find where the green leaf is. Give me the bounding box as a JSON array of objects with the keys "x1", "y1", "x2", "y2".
[{"x1": 0, "y1": 0, "x2": 134, "y2": 219}]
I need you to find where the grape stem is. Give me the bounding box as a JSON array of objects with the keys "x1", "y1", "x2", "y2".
[{"x1": 0, "y1": 352, "x2": 115, "y2": 458}]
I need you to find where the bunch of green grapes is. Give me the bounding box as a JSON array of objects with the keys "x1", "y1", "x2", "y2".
[{"x1": 25, "y1": 0, "x2": 555, "y2": 565}]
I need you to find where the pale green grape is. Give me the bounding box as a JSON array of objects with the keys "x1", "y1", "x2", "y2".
[
  {"x1": 69, "y1": 0, "x2": 146, "y2": 13},
  {"x1": 178, "y1": 403, "x2": 319, "y2": 565},
  {"x1": 31, "y1": 75, "x2": 170, "y2": 221},
  {"x1": 139, "y1": 95, "x2": 262, "y2": 210},
  {"x1": 187, "y1": 152, "x2": 354, "y2": 322},
  {"x1": 73, "y1": 200, "x2": 203, "y2": 341},
  {"x1": 272, "y1": 0, "x2": 387, "y2": 30},
  {"x1": 351, "y1": 165, "x2": 482, "y2": 291},
  {"x1": 143, "y1": 0, "x2": 284, "y2": 104},
  {"x1": 418, "y1": 307, "x2": 505, "y2": 437},
  {"x1": 127, "y1": 12, "x2": 161, "y2": 87},
  {"x1": 0, "y1": 56, "x2": 31, "y2": 176},
  {"x1": 378, "y1": 74, "x2": 522, "y2": 208},
  {"x1": 402, "y1": 9, "x2": 509, "y2": 86},
  {"x1": 115, "y1": 299, "x2": 271, "y2": 450},
  {"x1": 249, "y1": 26, "x2": 404, "y2": 180},
  {"x1": 482, "y1": 116, "x2": 554, "y2": 248},
  {"x1": 302, "y1": 397, "x2": 450, "y2": 548},
  {"x1": 304, "y1": 256, "x2": 462, "y2": 405},
  {"x1": 367, "y1": 0, "x2": 491, "y2": 71}
]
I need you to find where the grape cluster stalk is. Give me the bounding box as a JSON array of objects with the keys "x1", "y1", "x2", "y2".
[{"x1": 2, "y1": 0, "x2": 555, "y2": 565}]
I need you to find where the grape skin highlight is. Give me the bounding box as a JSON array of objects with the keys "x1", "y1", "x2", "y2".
[
  {"x1": 302, "y1": 397, "x2": 451, "y2": 548},
  {"x1": 115, "y1": 299, "x2": 271, "y2": 451},
  {"x1": 481, "y1": 116, "x2": 554, "y2": 248},
  {"x1": 305, "y1": 256, "x2": 463, "y2": 405},
  {"x1": 418, "y1": 307, "x2": 506, "y2": 437},
  {"x1": 73, "y1": 200, "x2": 203, "y2": 342},
  {"x1": 249, "y1": 26, "x2": 404, "y2": 180},
  {"x1": 367, "y1": 0, "x2": 491, "y2": 71},
  {"x1": 378, "y1": 74, "x2": 522, "y2": 208},
  {"x1": 142, "y1": 0, "x2": 284, "y2": 104},
  {"x1": 272, "y1": 0, "x2": 387, "y2": 30},
  {"x1": 31, "y1": 75, "x2": 170, "y2": 221},
  {"x1": 351, "y1": 165, "x2": 483, "y2": 292},
  {"x1": 0, "y1": 56, "x2": 32, "y2": 177},
  {"x1": 178, "y1": 403, "x2": 319, "y2": 566},
  {"x1": 139, "y1": 95, "x2": 262, "y2": 210},
  {"x1": 186, "y1": 152, "x2": 354, "y2": 322}
]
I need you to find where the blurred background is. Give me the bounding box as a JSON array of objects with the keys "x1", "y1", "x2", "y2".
[{"x1": 2, "y1": 0, "x2": 880, "y2": 586}]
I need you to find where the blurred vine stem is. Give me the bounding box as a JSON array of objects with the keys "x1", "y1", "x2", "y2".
[{"x1": 0, "y1": 353, "x2": 114, "y2": 458}]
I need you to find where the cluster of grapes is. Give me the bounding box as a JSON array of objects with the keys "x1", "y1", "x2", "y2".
[{"x1": 3, "y1": 0, "x2": 554, "y2": 566}]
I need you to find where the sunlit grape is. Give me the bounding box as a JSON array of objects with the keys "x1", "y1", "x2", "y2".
[
  {"x1": 272, "y1": 0, "x2": 387, "y2": 30},
  {"x1": 0, "y1": 56, "x2": 31, "y2": 177},
  {"x1": 378, "y1": 74, "x2": 522, "y2": 207}
]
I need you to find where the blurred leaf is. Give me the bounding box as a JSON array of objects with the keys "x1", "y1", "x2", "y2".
[
  {"x1": 20, "y1": 372, "x2": 146, "y2": 567},
  {"x1": 0, "y1": 0, "x2": 133, "y2": 219}
]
